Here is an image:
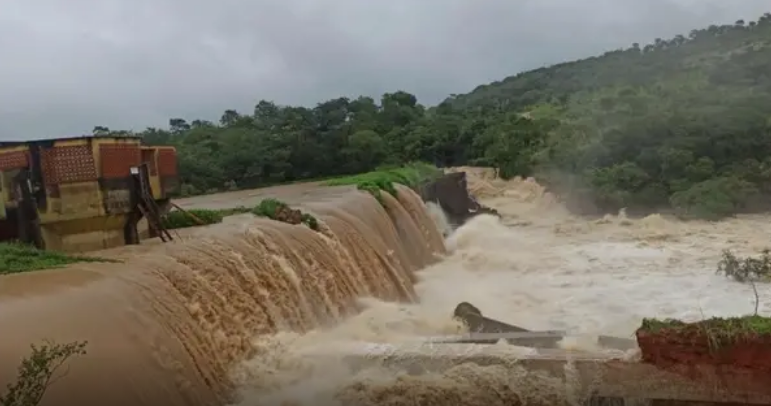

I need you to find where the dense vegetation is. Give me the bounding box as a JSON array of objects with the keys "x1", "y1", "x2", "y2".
[{"x1": 97, "y1": 12, "x2": 771, "y2": 220}]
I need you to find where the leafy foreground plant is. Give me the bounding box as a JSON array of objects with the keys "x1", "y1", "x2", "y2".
[
  {"x1": 252, "y1": 198, "x2": 319, "y2": 231},
  {"x1": 323, "y1": 163, "x2": 441, "y2": 204},
  {"x1": 717, "y1": 249, "x2": 771, "y2": 282},
  {"x1": 0, "y1": 243, "x2": 117, "y2": 275},
  {"x1": 0, "y1": 340, "x2": 87, "y2": 406}
]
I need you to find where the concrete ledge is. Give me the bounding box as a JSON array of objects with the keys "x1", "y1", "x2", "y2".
[
  {"x1": 318, "y1": 342, "x2": 771, "y2": 404},
  {"x1": 412, "y1": 331, "x2": 638, "y2": 351}
]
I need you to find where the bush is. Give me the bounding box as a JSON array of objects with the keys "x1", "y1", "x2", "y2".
[
  {"x1": 1, "y1": 340, "x2": 87, "y2": 406},
  {"x1": 161, "y1": 209, "x2": 224, "y2": 230},
  {"x1": 0, "y1": 243, "x2": 117, "y2": 275},
  {"x1": 252, "y1": 198, "x2": 285, "y2": 218},
  {"x1": 717, "y1": 249, "x2": 771, "y2": 282},
  {"x1": 252, "y1": 198, "x2": 319, "y2": 231}
]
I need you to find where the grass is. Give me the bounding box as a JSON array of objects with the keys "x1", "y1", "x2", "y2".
[
  {"x1": 251, "y1": 198, "x2": 319, "y2": 231},
  {"x1": 639, "y1": 315, "x2": 771, "y2": 348},
  {"x1": 323, "y1": 162, "x2": 442, "y2": 203},
  {"x1": 0, "y1": 242, "x2": 118, "y2": 275}
]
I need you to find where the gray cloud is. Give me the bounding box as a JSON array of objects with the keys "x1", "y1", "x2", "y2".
[{"x1": 0, "y1": 0, "x2": 768, "y2": 139}]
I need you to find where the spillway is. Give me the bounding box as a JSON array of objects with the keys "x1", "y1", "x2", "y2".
[{"x1": 0, "y1": 184, "x2": 446, "y2": 406}]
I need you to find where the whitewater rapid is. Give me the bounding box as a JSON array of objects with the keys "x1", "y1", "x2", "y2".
[{"x1": 227, "y1": 175, "x2": 771, "y2": 406}]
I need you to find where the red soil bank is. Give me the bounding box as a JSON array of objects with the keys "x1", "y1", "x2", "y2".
[{"x1": 636, "y1": 319, "x2": 771, "y2": 397}]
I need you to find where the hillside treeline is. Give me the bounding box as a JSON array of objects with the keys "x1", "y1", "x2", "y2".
[{"x1": 98, "y1": 12, "x2": 771, "y2": 220}]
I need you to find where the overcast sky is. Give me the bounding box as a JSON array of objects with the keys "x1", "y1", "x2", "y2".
[{"x1": 1, "y1": 0, "x2": 769, "y2": 140}]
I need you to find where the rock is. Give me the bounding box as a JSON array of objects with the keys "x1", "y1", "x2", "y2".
[{"x1": 418, "y1": 172, "x2": 499, "y2": 230}]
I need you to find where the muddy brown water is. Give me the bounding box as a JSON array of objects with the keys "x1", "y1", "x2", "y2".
[
  {"x1": 0, "y1": 184, "x2": 445, "y2": 406},
  {"x1": 2, "y1": 172, "x2": 770, "y2": 406}
]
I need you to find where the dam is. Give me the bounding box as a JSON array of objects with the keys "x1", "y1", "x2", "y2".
[
  {"x1": 0, "y1": 180, "x2": 447, "y2": 406},
  {"x1": 1, "y1": 167, "x2": 771, "y2": 406}
]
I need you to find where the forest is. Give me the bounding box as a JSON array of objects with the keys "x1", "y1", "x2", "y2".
[{"x1": 96, "y1": 12, "x2": 771, "y2": 220}]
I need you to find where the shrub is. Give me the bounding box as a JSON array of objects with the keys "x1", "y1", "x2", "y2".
[
  {"x1": 717, "y1": 249, "x2": 771, "y2": 282},
  {"x1": 0, "y1": 340, "x2": 87, "y2": 406}
]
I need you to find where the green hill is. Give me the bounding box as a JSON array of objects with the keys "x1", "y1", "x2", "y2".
[
  {"x1": 107, "y1": 12, "x2": 771, "y2": 220},
  {"x1": 449, "y1": 14, "x2": 771, "y2": 112},
  {"x1": 443, "y1": 12, "x2": 771, "y2": 219}
]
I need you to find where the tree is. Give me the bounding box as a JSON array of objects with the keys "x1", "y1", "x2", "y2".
[
  {"x1": 101, "y1": 11, "x2": 771, "y2": 220},
  {"x1": 343, "y1": 130, "x2": 387, "y2": 174},
  {"x1": 92, "y1": 126, "x2": 110, "y2": 135}
]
